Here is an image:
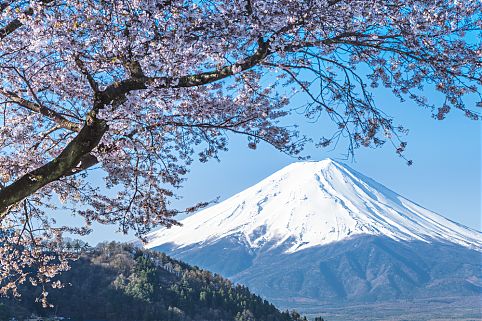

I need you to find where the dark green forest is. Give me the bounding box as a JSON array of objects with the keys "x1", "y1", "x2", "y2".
[{"x1": 0, "y1": 242, "x2": 324, "y2": 321}]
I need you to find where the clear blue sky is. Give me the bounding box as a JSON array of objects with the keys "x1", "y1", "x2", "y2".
[{"x1": 81, "y1": 83, "x2": 481, "y2": 245}]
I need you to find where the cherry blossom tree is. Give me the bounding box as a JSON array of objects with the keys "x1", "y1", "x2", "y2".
[{"x1": 0, "y1": 0, "x2": 480, "y2": 305}]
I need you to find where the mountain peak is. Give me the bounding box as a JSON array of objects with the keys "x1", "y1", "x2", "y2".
[
  {"x1": 278, "y1": 158, "x2": 358, "y2": 182},
  {"x1": 147, "y1": 161, "x2": 481, "y2": 252},
  {"x1": 278, "y1": 158, "x2": 342, "y2": 171}
]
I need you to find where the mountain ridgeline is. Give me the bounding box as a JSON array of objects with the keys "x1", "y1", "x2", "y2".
[
  {"x1": 147, "y1": 159, "x2": 482, "y2": 320},
  {"x1": 1, "y1": 242, "x2": 318, "y2": 321}
]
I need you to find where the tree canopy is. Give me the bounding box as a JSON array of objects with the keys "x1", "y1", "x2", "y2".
[
  {"x1": 0, "y1": 0, "x2": 480, "y2": 303},
  {"x1": 2, "y1": 242, "x2": 314, "y2": 321}
]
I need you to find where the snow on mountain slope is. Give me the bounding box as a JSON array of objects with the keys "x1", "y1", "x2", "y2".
[{"x1": 146, "y1": 159, "x2": 482, "y2": 252}]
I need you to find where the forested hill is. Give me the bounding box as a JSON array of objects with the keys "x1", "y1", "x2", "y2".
[{"x1": 0, "y1": 242, "x2": 318, "y2": 321}]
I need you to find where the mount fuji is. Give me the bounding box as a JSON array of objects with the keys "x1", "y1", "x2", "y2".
[{"x1": 146, "y1": 159, "x2": 482, "y2": 318}]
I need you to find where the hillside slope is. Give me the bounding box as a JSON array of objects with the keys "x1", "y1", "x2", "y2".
[{"x1": 1, "y1": 243, "x2": 315, "y2": 321}]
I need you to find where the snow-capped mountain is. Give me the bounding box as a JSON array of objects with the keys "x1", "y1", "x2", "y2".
[
  {"x1": 147, "y1": 159, "x2": 481, "y2": 252},
  {"x1": 146, "y1": 159, "x2": 482, "y2": 314}
]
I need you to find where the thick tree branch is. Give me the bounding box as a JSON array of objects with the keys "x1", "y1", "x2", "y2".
[
  {"x1": 101, "y1": 31, "x2": 360, "y2": 103},
  {"x1": 0, "y1": 1, "x2": 13, "y2": 13},
  {"x1": 75, "y1": 57, "x2": 100, "y2": 93},
  {"x1": 0, "y1": 89, "x2": 82, "y2": 132},
  {"x1": 0, "y1": 113, "x2": 107, "y2": 214},
  {"x1": 0, "y1": 0, "x2": 54, "y2": 40},
  {"x1": 0, "y1": 17, "x2": 22, "y2": 40},
  {"x1": 101, "y1": 39, "x2": 272, "y2": 103}
]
